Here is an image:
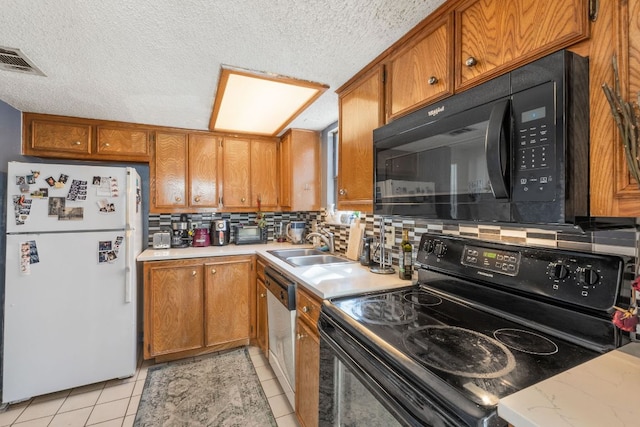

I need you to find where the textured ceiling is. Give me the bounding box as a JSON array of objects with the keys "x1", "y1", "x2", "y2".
[{"x1": 0, "y1": 0, "x2": 446, "y2": 133}]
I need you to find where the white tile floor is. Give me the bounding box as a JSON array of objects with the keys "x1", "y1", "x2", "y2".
[{"x1": 0, "y1": 346, "x2": 299, "y2": 427}]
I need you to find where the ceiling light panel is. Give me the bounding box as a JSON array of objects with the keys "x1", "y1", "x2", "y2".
[{"x1": 210, "y1": 68, "x2": 327, "y2": 136}]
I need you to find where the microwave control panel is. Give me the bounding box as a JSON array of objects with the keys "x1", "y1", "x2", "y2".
[{"x1": 511, "y1": 82, "x2": 557, "y2": 202}]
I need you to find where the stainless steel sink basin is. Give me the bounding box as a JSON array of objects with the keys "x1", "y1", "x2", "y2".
[
  {"x1": 267, "y1": 248, "x2": 353, "y2": 267},
  {"x1": 284, "y1": 254, "x2": 351, "y2": 267},
  {"x1": 267, "y1": 248, "x2": 325, "y2": 258}
]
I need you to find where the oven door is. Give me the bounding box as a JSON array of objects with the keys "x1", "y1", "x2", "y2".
[
  {"x1": 374, "y1": 97, "x2": 512, "y2": 221},
  {"x1": 318, "y1": 312, "x2": 468, "y2": 427}
]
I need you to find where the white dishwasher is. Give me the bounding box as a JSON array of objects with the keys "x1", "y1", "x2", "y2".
[{"x1": 264, "y1": 267, "x2": 297, "y2": 408}]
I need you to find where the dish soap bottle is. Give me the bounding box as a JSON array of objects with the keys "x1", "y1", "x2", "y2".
[{"x1": 399, "y1": 229, "x2": 413, "y2": 280}]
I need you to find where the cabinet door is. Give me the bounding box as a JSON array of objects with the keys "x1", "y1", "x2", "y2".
[
  {"x1": 387, "y1": 14, "x2": 453, "y2": 119},
  {"x1": 295, "y1": 318, "x2": 319, "y2": 427},
  {"x1": 222, "y1": 137, "x2": 251, "y2": 208},
  {"x1": 31, "y1": 120, "x2": 91, "y2": 154},
  {"x1": 251, "y1": 139, "x2": 279, "y2": 208},
  {"x1": 145, "y1": 263, "x2": 204, "y2": 357},
  {"x1": 96, "y1": 126, "x2": 150, "y2": 157},
  {"x1": 290, "y1": 130, "x2": 320, "y2": 211},
  {"x1": 279, "y1": 132, "x2": 292, "y2": 209},
  {"x1": 455, "y1": 0, "x2": 588, "y2": 89},
  {"x1": 189, "y1": 133, "x2": 219, "y2": 208},
  {"x1": 589, "y1": 0, "x2": 640, "y2": 216},
  {"x1": 338, "y1": 66, "x2": 384, "y2": 212},
  {"x1": 152, "y1": 132, "x2": 188, "y2": 211},
  {"x1": 256, "y1": 278, "x2": 269, "y2": 355},
  {"x1": 204, "y1": 257, "x2": 252, "y2": 346}
]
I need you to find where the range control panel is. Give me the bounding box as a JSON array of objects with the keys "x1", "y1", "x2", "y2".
[
  {"x1": 416, "y1": 233, "x2": 624, "y2": 312},
  {"x1": 461, "y1": 245, "x2": 521, "y2": 276}
]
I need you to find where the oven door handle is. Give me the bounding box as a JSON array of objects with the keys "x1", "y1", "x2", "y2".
[{"x1": 485, "y1": 98, "x2": 511, "y2": 199}]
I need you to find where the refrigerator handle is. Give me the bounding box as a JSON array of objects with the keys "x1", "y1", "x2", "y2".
[{"x1": 125, "y1": 229, "x2": 132, "y2": 303}]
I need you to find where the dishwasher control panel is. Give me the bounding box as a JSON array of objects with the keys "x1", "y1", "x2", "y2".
[{"x1": 264, "y1": 266, "x2": 296, "y2": 310}]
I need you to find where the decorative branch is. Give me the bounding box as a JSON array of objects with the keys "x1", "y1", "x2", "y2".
[{"x1": 602, "y1": 55, "x2": 640, "y2": 186}]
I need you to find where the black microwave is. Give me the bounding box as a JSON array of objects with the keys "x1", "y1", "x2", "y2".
[{"x1": 373, "y1": 50, "x2": 589, "y2": 226}]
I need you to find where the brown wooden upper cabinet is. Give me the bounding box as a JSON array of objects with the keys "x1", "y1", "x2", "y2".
[
  {"x1": 151, "y1": 131, "x2": 218, "y2": 213},
  {"x1": 279, "y1": 129, "x2": 321, "y2": 211},
  {"x1": 96, "y1": 126, "x2": 150, "y2": 157},
  {"x1": 455, "y1": 0, "x2": 589, "y2": 90},
  {"x1": 588, "y1": 0, "x2": 640, "y2": 217},
  {"x1": 221, "y1": 136, "x2": 278, "y2": 210},
  {"x1": 386, "y1": 13, "x2": 453, "y2": 120},
  {"x1": 23, "y1": 113, "x2": 151, "y2": 162},
  {"x1": 337, "y1": 65, "x2": 384, "y2": 213}
]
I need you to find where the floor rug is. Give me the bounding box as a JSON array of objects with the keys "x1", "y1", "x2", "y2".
[{"x1": 134, "y1": 347, "x2": 277, "y2": 427}]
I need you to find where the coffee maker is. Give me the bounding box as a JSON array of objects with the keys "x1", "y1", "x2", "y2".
[
  {"x1": 210, "y1": 220, "x2": 230, "y2": 246},
  {"x1": 171, "y1": 214, "x2": 191, "y2": 248}
]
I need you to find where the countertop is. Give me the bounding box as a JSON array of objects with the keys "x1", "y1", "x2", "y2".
[
  {"x1": 498, "y1": 342, "x2": 640, "y2": 427},
  {"x1": 137, "y1": 242, "x2": 411, "y2": 299}
]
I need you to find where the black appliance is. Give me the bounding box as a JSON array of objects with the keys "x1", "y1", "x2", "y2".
[
  {"x1": 319, "y1": 233, "x2": 625, "y2": 426},
  {"x1": 210, "y1": 219, "x2": 230, "y2": 246},
  {"x1": 233, "y1": 225, "x2": 267, "y2": 245},
  {"x1": 373, "y1": 50, "x2": 589, "y2": 225}
]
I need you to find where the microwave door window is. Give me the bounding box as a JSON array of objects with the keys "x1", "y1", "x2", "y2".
[{"x1": 376, "y1": 119, "x2": 492, "y2": 218}]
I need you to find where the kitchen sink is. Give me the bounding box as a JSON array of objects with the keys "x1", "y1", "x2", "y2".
[
  {"x1": 267, "y1": 248, "x2": 326, "y2": 258},
  {"x1": 267, "y1": 249, "x2": 353, "y2": 267},
  {"x1": 285, "y1": 254, "x2": 351, "y2": 267}
]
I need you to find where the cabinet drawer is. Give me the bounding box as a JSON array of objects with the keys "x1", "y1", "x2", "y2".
[{"x1": 297, "y1": 286, "x2": 321, "y2": 330}]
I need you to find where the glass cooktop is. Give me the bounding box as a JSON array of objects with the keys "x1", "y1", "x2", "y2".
[{"x1": 327, "y1": 283, "x2": 599, "y2": 407}]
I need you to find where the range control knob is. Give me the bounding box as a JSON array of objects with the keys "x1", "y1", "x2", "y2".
[
  {"x1": 549, "y1": 263, "x2": 569, "y2": 280},
  {"x1": 577, "y1": 267, "x2": 599, "y2": 286},
  {"x1": 421, "y1": 239, "x2": 434, "y2": 253},
  {"x1": 434, "y1": 241, "x2": 447, "y2": 256}
]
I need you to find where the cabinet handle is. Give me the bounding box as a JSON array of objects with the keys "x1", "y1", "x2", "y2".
[
  {"x1": 339, "y1": 189, "x2": 346, "y2": 196},
  {"x1": 302, "y1": 306, "x2": 310, "y2": 313},
  {"x1": 428, "y1": 76, "x2": 438, "y2": 85},
  {"x1": 192, "y1": 270, "x2": 197, "y2": 276},
  {"x1": 260, "y1": 293, "x2": 266, "y2": 298},
  {"x1": 296, "y1": 333, "x2": 307, "y2": 340},
  {"x1": 465, "y1": 56, "x2": 478, "y2": 67},
  {"x1": 104, "y1": 143, "x2": 110, "y2": 147},
  {"x1": 210, "y1": 269, "x2": 216, "y2": 274},
  {"x1": 175, "y1": 196, "x2": 182, "y2": 202},
  {"x1": 194, "y1": 195, "x2": 201, "y2": 203},
  {"x1": 241, "y1": 197, "x2": 246, "y2": 203},
  {"x1": 73, "y1": 141, "x2": 81, "y2": 146}
]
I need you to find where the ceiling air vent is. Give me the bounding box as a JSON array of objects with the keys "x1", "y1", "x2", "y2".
[{"x1": 0, "y1": 46, "x2": 45, "y2": 76}]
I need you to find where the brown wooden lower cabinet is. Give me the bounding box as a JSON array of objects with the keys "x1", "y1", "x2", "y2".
[
  {"x1": 295, "y1": 286, "x2": 322, "y2": 427},
  {"x1": 143, "y1": 255, "x2": 255, "y2": 361}
]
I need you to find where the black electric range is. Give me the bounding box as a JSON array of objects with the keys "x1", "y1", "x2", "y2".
[{"x1": 319, "y1": 233, "x2": 626, "y2": 427}]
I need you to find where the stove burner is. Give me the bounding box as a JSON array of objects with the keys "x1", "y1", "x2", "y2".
[
  {"x1": 403, "y1": 326, "x2": 516, "y2": 378},
  {"x1": 493, "y1": 328, "x2": 559, "y2": 355},
  {"x1": 403, "y1": 291, "x2": 443, "y2": 307},
  {"x1": 353, "y1": 297, "x2": 416, "y2": 325}
]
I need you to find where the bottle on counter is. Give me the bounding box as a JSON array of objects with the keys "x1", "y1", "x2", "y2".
[{"x1": 399, "y1": 229, "x2": 413, "y2": 280}]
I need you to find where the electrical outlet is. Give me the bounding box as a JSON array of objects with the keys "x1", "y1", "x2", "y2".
[{"x1": 385, "y1": 226, "x2": 395, "y2": 247}]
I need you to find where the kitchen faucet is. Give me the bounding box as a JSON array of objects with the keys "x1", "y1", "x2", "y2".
[{"x1": 306, "y1": 228, "x2": 335, "y2": 253}]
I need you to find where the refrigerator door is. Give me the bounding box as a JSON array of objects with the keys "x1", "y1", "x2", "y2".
[
  {"x1": 2, "y1": 231, "x2": 136, "y2": 403},
  {"x1": 7, "y1": 161, "x2": 128, "y2": 233}
]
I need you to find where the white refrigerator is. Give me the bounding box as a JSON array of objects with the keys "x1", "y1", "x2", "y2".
[{"x1": 3, "y1": 161, "x2": 142, "y2": 403}]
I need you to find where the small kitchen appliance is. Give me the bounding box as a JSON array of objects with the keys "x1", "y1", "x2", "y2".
[
  {"x1": 210, "y1": 219, "x2": 230, "y2": 246},
  {"x1": 152, "y1": 231, "x2": 171, "y2": 249},
  {"x1": 192, "y1": 228, "x2": 210, "y2": 247},
  {"x1": 359, "y1": 236, "x2": 376, "y2": 266},
  {"x1": 233, "y1": 224, "x2": 266, "y2": 245},
  {"x1": 171, "y1": 214, "x2": 190, "y2": 248},
  {"x1": 319, "y1": 233, "x2": 626, "y2": 426},
  {"x1": 286, "y1": 221, "x2": 306, "y2": 244}
]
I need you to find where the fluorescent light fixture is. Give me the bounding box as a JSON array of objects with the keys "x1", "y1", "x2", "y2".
[{"x1": 209, "y1": 67, "x2": 328, "y2": 136}]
